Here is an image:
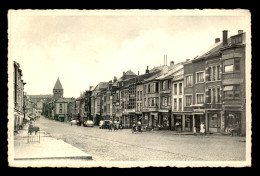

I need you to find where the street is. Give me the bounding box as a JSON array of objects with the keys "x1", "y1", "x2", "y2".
[{"x1": 31, "y1": 116, "x2": 246, "y2": 162}]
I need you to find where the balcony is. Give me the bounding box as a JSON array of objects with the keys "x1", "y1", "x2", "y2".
[{"x1": 204, "y1": 103, "x2": 222, "y2": 109}]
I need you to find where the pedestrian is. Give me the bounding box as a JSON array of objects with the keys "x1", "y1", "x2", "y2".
[
  {"x1": 200, "y1": 122, "x2": 205, "y2": 135},
  {"x1": 137, "y1": 120, "x2": 142, "y2": 133},
  {"x1": 193, "y1": 126, "x2": 197, "y2": 136}
]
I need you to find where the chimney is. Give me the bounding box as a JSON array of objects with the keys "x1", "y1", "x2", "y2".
[
  {"x1": 238, "y1": 30, "x2": 243, "y2": 34},
  {"x1": 223, "y1": 30, "x2": 228, "y2": 45},
  {"x1": 89, "y1": 86, "x2": 93, "y2": 90},
  {"x1": 146, "y1": 66, "x2": 149, "y2": 73},
  {"x1": 215, "y1": 38, "x2": 220, "y2": 43},
  {"x1": 113, "y1": 76, "x2": 117, "y2": 83},
  {"x1": 170, "y1": 61, "x2": 174, "y2": 67},
  {"x1": 123, "y1": 71, "x2": 125, "y2": 76}
]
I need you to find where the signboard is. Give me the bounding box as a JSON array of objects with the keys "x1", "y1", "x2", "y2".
[
  {"x1": 159, "y1": 109, "x2": 169, "y2": 113},
  {"x1": 193, "y1": 109, "x2": 205, "y2": 113}
]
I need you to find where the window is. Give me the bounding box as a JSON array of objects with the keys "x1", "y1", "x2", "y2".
[
  {"x1": 196, "y1": 72, "x2": 204, "y2": 83},
  {"x1": 185, "y1": 75, "x2": 193, "y2": 87},
  {"x1": 148, "y1": 85, "x2": 151, "y2": 93},
  {"x1": 208, "y1": 67, "x2": 212, "y2": 81},
  {"x1": 217, "y1": 88, "x2": 221, "y2": 103},
  {"x1": 140, "y1": 91, "x2": 142, "y2": 100},
  {"x1": 162, "y1": 81, "x2": 166, "y2": 90},
  {"x1": 144, "y1": 85, "x2": 147, "y2": 93},
  {"x1": 60, "y1": 104, "x2": 62, "y2": 108},
  {"x1": 212, "y1": 88, "x2": 216, "y2": 103},
  {"x1": 144, "y1": 98, "x2": 146, "y2": 107},
  {"x1": 179, "y1": 98, "x2": 182, "y2": 111},
  {"x1": 223, "y1": 58, "x2": 240, "y2": 73},
  {"x1": 186, "y1": 95, "x2": 192, "y2": 106},
  {"x1": 217, "y1": 65, "x2": 221, "y2": 80},
  {"x1": 59, "y1": 109, "x2": 62, "y2": 113},
  {"x1": 197, "y1": 94, "x2": 204, "y2": 104},
  {"x1": 234, "y1": 59, "x2": 240, "y2": 71},
  {"x1": 174, "y1": 84, "x2": 177, "y2": 95},
  {"x1": 208, "y1": 88, "x2": 212, "y2": 103},
  {"x1": 155, "y1": 83, "x2": 159, "y2": 92},
  {"x1": 174, "y1": 99, "x2": 177, "y2": 110},
  {"x1": 168, "y1": 80, "x2": 171, "y2": 89},
  {"x1": 224, "y1": 65, "x2": 233, "y2": 72},
  {"x1": 223, "y1": 85, "x2": 240, "y2": 99},
  {"x1": 140, "y1": 103, "x2": 142, "y2": 111},
  {"x1": 213, "y1": 67, "x2": 216, "y2": 81},
  {"x1": 179, "y1": 83, "x2": 182, "y2": 94}
]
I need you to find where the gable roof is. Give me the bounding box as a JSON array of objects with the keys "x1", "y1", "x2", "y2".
[
  {"x1": 53, "y1": 77, "x2": 63, "y2": 90},
  {"x1": 56, "y1": 98, "x2": 74, "y2": 103}
]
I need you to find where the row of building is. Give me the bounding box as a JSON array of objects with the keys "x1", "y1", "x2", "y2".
[{"x1": 41, "y1": 30, "x2": 246, "y2": 136}]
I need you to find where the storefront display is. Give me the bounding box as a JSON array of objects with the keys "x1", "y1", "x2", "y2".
[
  {"x1": 208, "y1": 113, "x2": 221, "y2": 133},
  {"x1": 225, "y1": 111, "x2": 241, "y2": 132},
  {"x1": 184, "y1": 115, "x2": 192, "y2": 132}
]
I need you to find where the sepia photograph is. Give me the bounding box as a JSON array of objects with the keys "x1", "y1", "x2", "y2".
[{"x1": 7, "y1": 9, "x2": 251, "y2": 167}]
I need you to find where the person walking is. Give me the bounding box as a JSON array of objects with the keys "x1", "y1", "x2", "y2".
[{"x1": 200, "y1": 122, "x2": 205, "y2": 135}]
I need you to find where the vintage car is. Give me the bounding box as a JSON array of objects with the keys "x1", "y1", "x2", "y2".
[{"x1": 83, "y1": 120, "x2": 94, "y2": 127}]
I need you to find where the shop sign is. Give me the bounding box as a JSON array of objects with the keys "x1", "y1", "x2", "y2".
[
  {"x1": 159, "y1": 109, "x2": 169, "y2": 113},
  {"x1": 143, "y1": 108, "x2": 150, "y2": 112},
  {"x1": 193, "y1": 109, "x2": 205, "y2": 113},
  {"x1": 125, "y1": 109, "x2": 135, "y2": 113}
]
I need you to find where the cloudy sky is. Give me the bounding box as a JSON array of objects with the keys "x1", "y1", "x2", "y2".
[{"x1": 8, "y1": 10, "x2": 250, "y2": 98}]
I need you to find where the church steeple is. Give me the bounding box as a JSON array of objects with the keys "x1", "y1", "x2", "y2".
[{"x1": 53, "y1": 77, "x2": 63, "y2": 100}]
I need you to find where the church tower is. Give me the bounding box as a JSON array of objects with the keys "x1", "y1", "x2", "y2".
[{"x1": 53, "y1": 77, "x2": 63, "y2": 100}]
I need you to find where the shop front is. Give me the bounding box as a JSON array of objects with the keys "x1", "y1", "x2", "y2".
[
  {"x1": 184, "y1": 114, "x2": 193, "y2": 132},
  {"x1": 224, "y1": 110, "x2": 241, "y2": 134},
  {"x1": 193, "y1": 109, "x2": 206, "y2": 133},
  {"x1": 142, "y1": 112, "x2": 149, "y2": 129},
  {"x1": 172, "y1": 114, "x2": 183, "y2": 132},
  {"x1": 158, "y1": 109, "x2": 171, "y2": 130},
  {"x1": 135, "y1": 112, "x2": 143, "y2": 124},
  {"x1": 150, "y1": 112, "x2": 158, "y2": 129},
  {"x1": 206, "y1": 111, "x2": 221, "y2": 133}
]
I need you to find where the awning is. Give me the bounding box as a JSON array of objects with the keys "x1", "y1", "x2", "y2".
[
  {"x1": 223, "y1": 86, "x2": 233, "y2": 91},
  {"x1": 212, "y1": 114, "x2": 218, "y2": 118}
]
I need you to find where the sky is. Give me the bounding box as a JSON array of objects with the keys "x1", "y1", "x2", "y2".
[{"x1": 8, "y1": 10, "x2": 250, "y2": 98}]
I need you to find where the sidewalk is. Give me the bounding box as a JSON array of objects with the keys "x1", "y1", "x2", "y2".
[{"x1": 13, "y1": 122, "x2": 92, "y2": 161}]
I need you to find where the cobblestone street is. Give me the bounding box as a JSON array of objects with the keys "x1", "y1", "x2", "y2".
[{"x1": 32, "y1": 116, "x2": 246, "y2": 162}]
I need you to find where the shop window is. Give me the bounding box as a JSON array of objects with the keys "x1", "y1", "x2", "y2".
[
  {"x1": 225, "y1": 112, "x2": 241, "y2": 129},
  {"x1": 197, "y1": 94, "x2": 204, "y2": 104},
  {"x1": 185, "y1": 95, "x2": 192, "y2": 106},
  {"x1": 209, "y1": 114, "x2": 220, "y2": 128}
]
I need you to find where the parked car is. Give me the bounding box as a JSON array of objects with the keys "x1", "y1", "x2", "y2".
[
  {"x1": 70, "y1": 119, "x2": 78, "y2": 126},
  {"x1": 83, "y1": 120, "x2": 94, "y2": 127},
  {"x1": 100, "y1": 120, "x2": 110, "y2": 129}
]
